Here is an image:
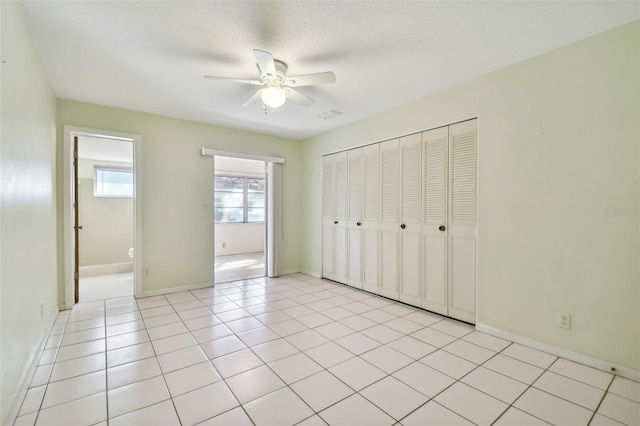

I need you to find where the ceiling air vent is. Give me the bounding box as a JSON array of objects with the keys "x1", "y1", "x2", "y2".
[{"x1": 318, "y1": 110, "x2": 343, "y2": 120}]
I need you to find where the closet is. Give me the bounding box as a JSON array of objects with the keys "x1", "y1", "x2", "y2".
[{"x1": 322, "y1": 118, "x2": 477, "y2": 323}]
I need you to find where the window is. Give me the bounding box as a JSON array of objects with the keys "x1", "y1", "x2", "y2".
[
  {"x1": 215, "y1": 175, "x2": 265, "y2": 223},
  {"x1": 94, "y1": 166, "x2": 133, "y2": 197}
]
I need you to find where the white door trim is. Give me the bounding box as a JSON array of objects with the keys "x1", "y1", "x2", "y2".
[
  {"x1": 202, "y1": 148, "x2": 285, "y2": 164},
  {"x1": 204, "y1": 148, "x2": 284, "y2": 280},
  {"x1": 63, "y1": 126, "x2": 143, "y2": 308}
]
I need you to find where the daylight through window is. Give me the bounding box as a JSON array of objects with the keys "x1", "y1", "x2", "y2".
[
  {"x1": 94, "y1": 166, "x2": 133, "y2": 197},
  {"x1": 214, "y1": 175, "x2": 265, "y2": 223}
]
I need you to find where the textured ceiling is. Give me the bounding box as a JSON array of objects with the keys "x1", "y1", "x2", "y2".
[{"x1": 20, "y1": 1, "x2": 639, "y2": 140}]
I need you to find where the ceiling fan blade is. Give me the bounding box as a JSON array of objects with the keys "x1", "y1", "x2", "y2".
[
  {"x1": 284, "y1": 71, "x2": 336, "y2": 87},
  {"x1": 204, "y1": 76, "x2": 263, "y2": 85},
  {"x1": 243, "y1": 89, "x2": 265, "y2": 107},
  {"x1": 253, "y1": 49, "x2": 276, "y2": 78},
  {"x1": 283, "y1": 87, "x2": 315, "y2": 107}
]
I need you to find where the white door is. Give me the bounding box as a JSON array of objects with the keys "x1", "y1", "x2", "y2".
[
  {"x1": 379, "y1": 139, "x2": 400, "y2": 299},
  {"x1": 322, "y1": 154, "x2": 335, "y2": 280},
  {"x1": 333, "y1": 151, "x2": 349, "y2": 284},
  {"x1": 421, "y1": 126, "x2": 449, "y2": 315},
  {"x1": 347, "y1": 148, "x2": 363, "y2": 288},
  {"x1": 399, "y1": 133, "x2": 422, "y2": 306},
  {"x1": 447, "y1": 119, "x2": 477, "y2": 323},
  {"x1": 362, "y1": 144, "x2": 381, "y2": 294}
]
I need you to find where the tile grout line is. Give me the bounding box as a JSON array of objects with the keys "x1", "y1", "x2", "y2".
[
  {"x1": 20, "y1": 275, "x2": 638, "y2": 426},
  {"x1": 585, "y1": 373, "x2": 615, "y2": 426}
]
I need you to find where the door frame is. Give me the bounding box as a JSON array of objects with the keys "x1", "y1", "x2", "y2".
[
  {"x1": 202, "y1": 148, "x2": 284, "y2": 280},
  {"x1": 63, "y1": 126, "x2": 143, "y2": 308}
]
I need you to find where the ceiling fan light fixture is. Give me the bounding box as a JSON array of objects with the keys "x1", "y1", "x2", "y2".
[{"x1": 261, "y1": 84, "x2": 286, "y2": 108}]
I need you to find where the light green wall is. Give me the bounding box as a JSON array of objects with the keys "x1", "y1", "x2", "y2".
[
  {"x1": 56, "y1": 100, "x2": 302, "y2": 296},
  {"x1": 301, "y1": 22, "x2": 640, "y2": 369},
  {"x1": 0, "y1": 2, "x2": 59, "y2": 423}
]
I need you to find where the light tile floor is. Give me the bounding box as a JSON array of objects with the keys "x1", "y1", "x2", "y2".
[
  {"x1": 15, "y1": 274, "x2": 640, "y2": 426},
  {"x1": 215, "y1": 252, "x2": 265, "y2": 284},
  {"x1": 79, "y1": 273, "x2": 134, "y2": 303}
]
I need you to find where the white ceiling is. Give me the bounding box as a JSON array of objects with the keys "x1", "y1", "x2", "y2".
[
  {"x1": 20, "y1": 1, "x2": 638, "y2": 140},
  {"x1": 78, "y1": 135, "x2": 132, "y2": 164}
]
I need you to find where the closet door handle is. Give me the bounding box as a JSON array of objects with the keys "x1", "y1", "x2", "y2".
[
  {"x1": 356, "y1": 222, "x2": 361, "y2": 226},
  {"x1": 439, "y1": 225, "x2": 446, "y2": 232},
  {"x1": 400, "y1": 224, "x2": 406, "y2": 229},
  {"x1": 334, "y1": 221, "x2": 338, "y2": 225}
]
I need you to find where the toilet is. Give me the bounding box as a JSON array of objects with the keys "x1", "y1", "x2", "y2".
[{"x1": 128, "y1": 248, "x2": 134, "y2": 259}]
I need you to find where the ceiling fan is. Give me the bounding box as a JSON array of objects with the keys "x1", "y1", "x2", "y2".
[{"x1": 204, "y1": 49, "x2": 336, "y2": 109}]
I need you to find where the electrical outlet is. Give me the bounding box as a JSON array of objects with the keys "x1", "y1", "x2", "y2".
[
  {"x1": 144, "y1": 269, "x2": 150, "y2": 276},
  {"x1": 559, "y1": 312, "x2": 571, "y2": 329},
  {"x1": 222, "y1": 242, "x2": 226, "y2": 248}
]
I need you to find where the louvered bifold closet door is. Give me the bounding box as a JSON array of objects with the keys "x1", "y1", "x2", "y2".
[
  {"x1": 362, "y1": 144, "x2": 381, "y2": 294},
  {"x1": 399, "y1": 134, "x2": 422, "y2": 306},
  {"x1": 447, "y1": 119, "x2": 477, "y2": 323},
  {"x1": 421, "y1": 126, "x2": 449, "y2": 315},
  {"x1": 379, "y1": 139, "x2": 400, "y2": 299},
  {"x1": 333, "y1": 151, "x2": 349, "y2": 284},
  {"x1": 347, "y1": 148, "x2": 364, "y2": 288},
  {"x1": 322, "y1": 155, "x2": 336, "y2": 279}
]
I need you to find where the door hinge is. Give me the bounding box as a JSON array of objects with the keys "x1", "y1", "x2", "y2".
[
  {"x1": 73, "y1": 150, "x2": 78, "y2": 159},
  {"x1": 74, "y1": 272, "x2": 79, "y2": 280}
]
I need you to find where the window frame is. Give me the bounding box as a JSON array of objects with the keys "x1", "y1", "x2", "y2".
[
  {"x1": 214, "y1": 174, "x2": 265, "y2": 223},
  {"x1": 93, "y1": 165, "x2": 134, "y2": 198}
]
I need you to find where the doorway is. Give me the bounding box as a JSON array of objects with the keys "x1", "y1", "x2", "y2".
[
  {"x1": 202, "y1": 147, "x2": 284, "y2": 282},
  {"x1": 63, "y1": 126, "x2": 142, "y2": 308},
  {"x1": 214, "y1": 156, "x2": 266, "y2": 283}
]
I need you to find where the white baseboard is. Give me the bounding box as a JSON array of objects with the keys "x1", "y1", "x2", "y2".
[
  {"x1": 280, "y1": 268, "x2": 300, "y2": 276},
  {"x1": 138, "y1": 282, "x2": 214, "y2": 298},
  {"x1": 301, "y1": 270, "x2": 322, "y2": 279},
  {"x1": 7, "y1": 308, "x2": 59, "y2": 425},
  {"x1": 476, "y1": 323, "x2": 640, "y2": 382}
]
